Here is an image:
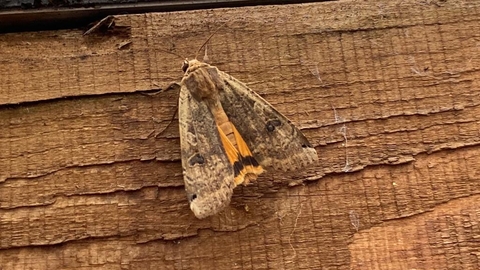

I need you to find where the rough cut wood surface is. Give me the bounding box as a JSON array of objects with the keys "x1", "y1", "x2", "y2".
[{"x1": 1, "y1": 0, "x2": 479, "y2": 269}]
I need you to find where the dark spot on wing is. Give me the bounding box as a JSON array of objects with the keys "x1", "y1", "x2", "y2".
[
  {"x1": 188, "y1": 153, "x2": 205, "y2": 166},
  {"x1": 188, "y1": 193, "x2": 197, "y2": 202},
  {"x1": 266, "y1": 119, "x2": 282, "y2": 132},
  {"x1": 302, "y1": 142, "x2": 313, "y2": 148}
]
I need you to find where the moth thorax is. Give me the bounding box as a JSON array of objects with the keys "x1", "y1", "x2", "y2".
[{"x1": 189, "y1": 71, "x2": 221, "y2": 101}]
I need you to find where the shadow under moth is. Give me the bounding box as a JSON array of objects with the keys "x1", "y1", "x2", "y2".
[{"x1": 178, "y1": 57, "x2": 318, "y2": 219}]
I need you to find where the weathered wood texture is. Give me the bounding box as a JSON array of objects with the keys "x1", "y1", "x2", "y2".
[{"x1": 1, "y1": 0, "x2": 479, "y2": 269}]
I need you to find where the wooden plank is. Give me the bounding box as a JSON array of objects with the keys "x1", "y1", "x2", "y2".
[
  {"x1": 0, "y1": 0, "x2": 321, "y2": 33},
  {"x1": 0, "y1": 0, "x2": 479, "y2": 269}
]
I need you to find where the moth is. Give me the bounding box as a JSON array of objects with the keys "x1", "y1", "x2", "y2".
[
  {"x1": 83, "y1": 16, "x2": 116, "y2": 36},
  {"x1": 83, "y1": 15, "x2": 131, "y2": 36},
  {"x1": 178, "y1": 49, "x2": 318, "y2": 219}
]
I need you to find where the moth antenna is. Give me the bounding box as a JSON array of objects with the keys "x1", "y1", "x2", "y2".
[{"x1": 195, "y1": 22, "x2": 228, "y2": 60}]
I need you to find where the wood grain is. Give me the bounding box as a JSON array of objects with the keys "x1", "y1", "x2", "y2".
[{"x1": 0, "y1": 0, "x2": 479, "y2": 269}]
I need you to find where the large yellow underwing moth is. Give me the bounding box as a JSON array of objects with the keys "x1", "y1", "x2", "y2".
[{"x1": 178, "y1": 57, "x2": 318, "y2": 219}]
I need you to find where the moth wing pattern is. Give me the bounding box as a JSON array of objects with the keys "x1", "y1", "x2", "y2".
[
  {"x1": 217, "y1": 70, "x2": 318, "y2": 171},
  {"x1": 178, "y1": 84, "x2": 235, "y2": 219}
]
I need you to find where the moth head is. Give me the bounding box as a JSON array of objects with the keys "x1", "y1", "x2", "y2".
[
  {"x1": 181, "y1": 59, "x2": 189, "y2": 73},
  {"x1": 181, "y1": 59, "x2": 207, "y2": 74}
]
